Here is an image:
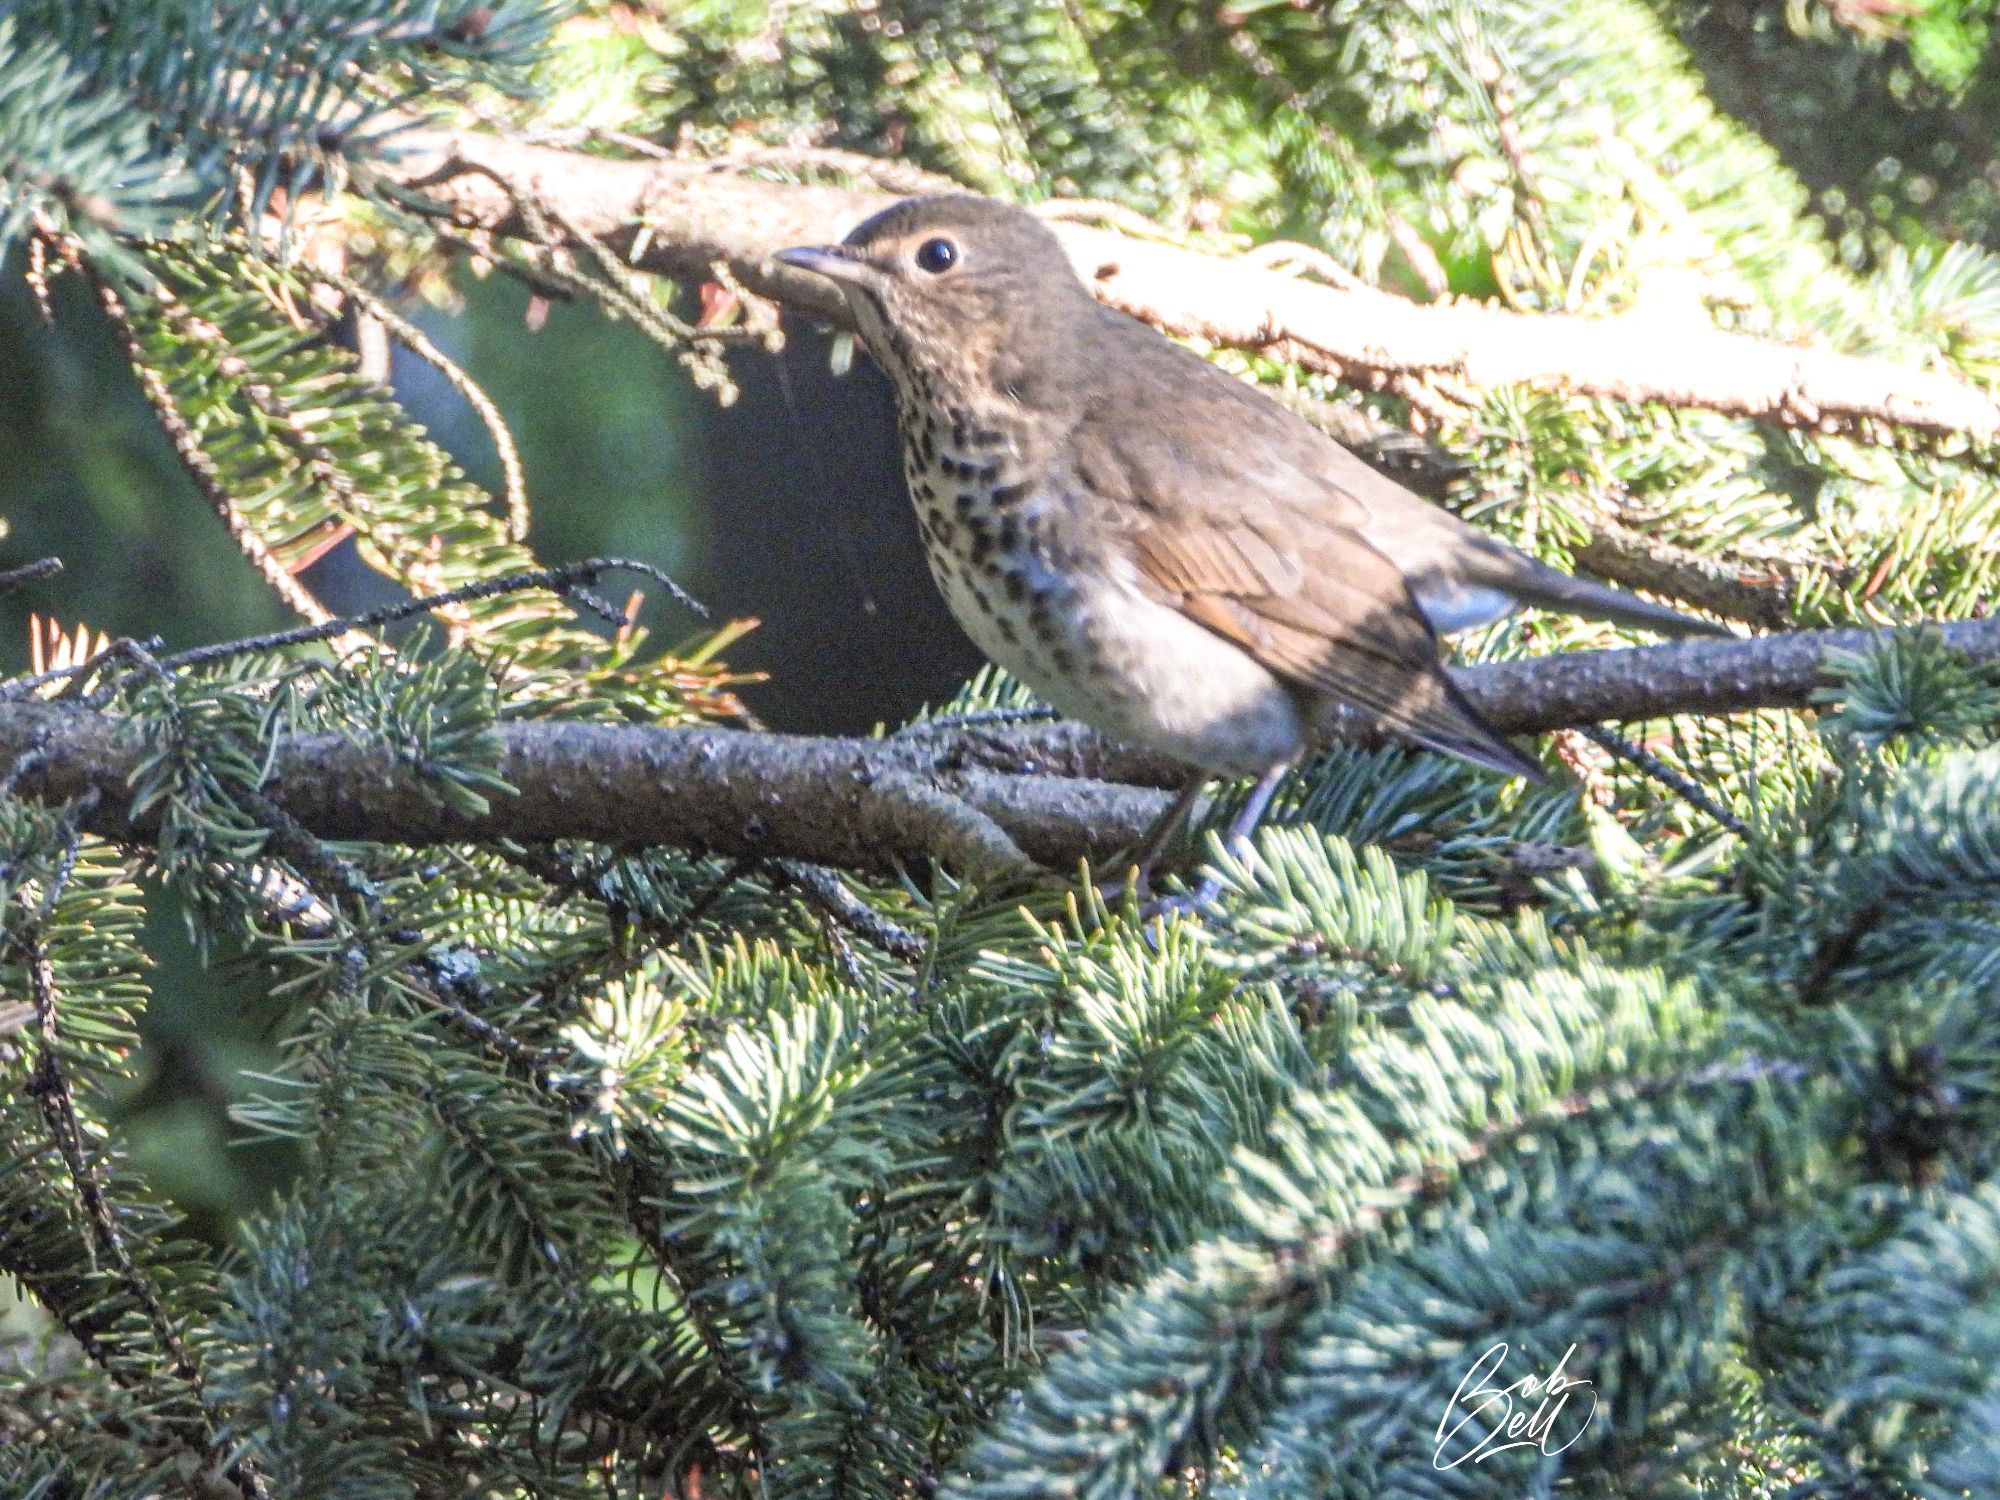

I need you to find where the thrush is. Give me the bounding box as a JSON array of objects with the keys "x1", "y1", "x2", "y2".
[{"x1": 777, "y1": 196, "x2": 1728, "y2": 889}]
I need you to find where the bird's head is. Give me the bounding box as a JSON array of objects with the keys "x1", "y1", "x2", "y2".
[{"x1": 776, "y1": 195, "x2": 1095, "y2": 406}]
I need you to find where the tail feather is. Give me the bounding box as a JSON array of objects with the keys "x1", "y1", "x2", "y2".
[{"x1": 1491, "y1": 555, "x2": 1733, "y2": 639}]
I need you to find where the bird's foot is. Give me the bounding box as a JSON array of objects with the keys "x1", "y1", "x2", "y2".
[
  {"x1": 1138, "y1": 883, "x2": 1221, "y2": 926},
  {"x1": 1089, "y1": 867, "x2": 1224, "y2": 929}
]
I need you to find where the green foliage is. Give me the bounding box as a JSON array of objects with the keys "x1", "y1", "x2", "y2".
[
  {"x1": 1789, "y1": 1182, "x2": 2000, "y2": 1497},
  {"x1": 1668, "y1": 0, "x2": 2000, "y2": 258},
  {"x1": 1816, "y1": 629, "x2": 2000, "y2": 751},
  {"x1": 0, "y1": 0, "x2": 562, "y2": 240},
  {"x1": 5, "y1": 0, "x2": 2000, "y2": 1495},
  {"x1": 0, "y1": 18, "x2": 191, "y2": 258}
]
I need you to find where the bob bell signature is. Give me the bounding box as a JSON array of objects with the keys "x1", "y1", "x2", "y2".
[{"x1": 1434, "y1": 1342, "x2": 1599, "y2": 1470}]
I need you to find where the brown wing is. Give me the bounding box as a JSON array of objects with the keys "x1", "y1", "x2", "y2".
[
  {"x1": 1130, "y1": 514, "x2": 1540, "y2": 778},
  {"x1": 1070, "y1": 325, "x2": 1542, "y2": 778}
]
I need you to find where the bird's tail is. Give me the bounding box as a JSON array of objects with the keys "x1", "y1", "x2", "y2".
[{"x1": 1484, "y1": 554, "x2": 1733, "y2": 639}]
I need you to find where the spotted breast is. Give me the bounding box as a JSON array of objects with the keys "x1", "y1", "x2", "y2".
[{"x1": 893, "y1": 391, "x2": 1309, "y2": 779}]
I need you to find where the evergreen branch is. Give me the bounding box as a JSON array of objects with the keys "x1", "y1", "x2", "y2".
[
  {"x1": 376, "y1": 128, "x2": 2000, "y2": 443},
  {"x1": 188, "y1": 780, "x2": 769, "y2": 1471},
  {"x1": 310, "y1": 265, "x2": 531, "y2": 542},
  {"x1": 10, "y1": 884, "x2": 272, "y2": 1500},
  {"x1": 79, "y1": 251, "x2": 345, "y2": 635},
  {"x1": 11, "y1": 0, "x2": 559, "y2": 232},
  {"x1": 219, "y1": 814, "x2": 773, "y2": 1468},
  {"x1": 0, "y1": 19, "x2": 191, "y2": 254},
  {"x1": 4, "y1": 617, "x2": 1999, "y2": 878},
  {"x1": 1572, "y1": 519, "x2": 1821, "y2": 631},
  {"x1": 85, "y1": 240, "x2": 748, "y2": 722}
]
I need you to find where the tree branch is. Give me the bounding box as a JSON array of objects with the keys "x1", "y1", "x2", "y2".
[
  {"x1": 6, "y1": 618, "x2": 1995, "y2": 878},
  {"x1": 375, "y1": 127, "x2": 2000, "y2": 443},
  {"x1": 1572, "y1": 520, "x2": 1821, "y2": 631}
]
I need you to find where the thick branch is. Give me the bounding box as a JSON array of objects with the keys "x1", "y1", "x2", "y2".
[
  {"x1": 378, "y1": 128, "x2": 2000, "y2": 442},
  {"x1": 6, "y1": 619, "x2": 1996, "y2": 877}
]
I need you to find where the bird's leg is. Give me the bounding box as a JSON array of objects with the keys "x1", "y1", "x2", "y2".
[
  {"x1": 1175, "y1": 762, "x2": 1289, "y2": 911},
  {"x1": 1226, "y1": 762, "x2": 1290, "y2": 847},
  {"x1": 1101, "y1": 774, "x2": 1208, "y2": 904}
]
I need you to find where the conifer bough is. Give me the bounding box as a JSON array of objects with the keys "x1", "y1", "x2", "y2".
[
  {"x1": 7, "y1": 616, "x2": 1995, "y2": 879},
  {"x1": 391, "y1": 127, "x2": 2000, "y2": 443}
]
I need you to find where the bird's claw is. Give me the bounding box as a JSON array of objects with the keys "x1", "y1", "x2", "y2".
[
  {"x1": 1139, "y1": 887, "x2": 1218, "y2": 926},
  {"x1": 1087, "y1": 867, "x2": 1223, "y2": 934}
]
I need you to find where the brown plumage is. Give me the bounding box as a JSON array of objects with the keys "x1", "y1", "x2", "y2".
[{"x1": 778, "y1": 195, "x2": 1727, "y2": 801}]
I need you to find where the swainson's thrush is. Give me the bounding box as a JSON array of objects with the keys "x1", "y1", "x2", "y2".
[{"x1": 777, "y1": 196, "x2": 1726, "y2": 881}]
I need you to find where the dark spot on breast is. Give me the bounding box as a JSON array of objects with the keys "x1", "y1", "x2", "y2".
[
  {"x1": 1003, "y1": 572, "x2": 1027, "y2": 603},
  {"x1": 955, "y1": 491, "x2": 977, "y2": 518},
  {"x1": 997, "y1": 517, "x2": 1021, "y2": 551},
  {"x1": 989, "y1": 482, "x2": 1029, "y2": 509},
  {"x1": 972, "y1": 427, "x2": 1005, "y2": 448},
  {"x1": 996, "y1": 616, "x2": 1019, "y2": 644}
]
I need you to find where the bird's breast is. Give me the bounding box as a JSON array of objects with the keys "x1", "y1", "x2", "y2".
[
  {"x1": 896, "y1": 407, "x2": 1305, "y2": 777},
  {"x1": 899, "y1": 407, "x2": 1060, "y2": 659}
]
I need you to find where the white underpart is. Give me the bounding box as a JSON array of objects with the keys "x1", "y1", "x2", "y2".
[
  {"x1": 1412, "y1": 579, "x2": 1519, "y2": 636},
  {"x1": 933, "y1": 539, "x2": 1308, "y2": 779}
]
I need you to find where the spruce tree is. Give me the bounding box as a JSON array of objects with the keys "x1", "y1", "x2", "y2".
[{"x1": 3, "y1": 2, "x2": 2000, "y2": 1496}]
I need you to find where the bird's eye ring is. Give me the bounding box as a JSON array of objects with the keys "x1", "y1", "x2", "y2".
[{"x1": 914, "y1": 237, "x2": 959, "y2": 274}]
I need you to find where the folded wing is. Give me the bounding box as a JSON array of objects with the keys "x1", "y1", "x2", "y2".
[{"x1": 1068, "y1": 347, "x2": 1543, "y2": 778}]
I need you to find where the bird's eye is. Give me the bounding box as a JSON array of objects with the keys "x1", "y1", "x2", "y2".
[{"x1": 913, "y1": 237, "x2": 959, "y2": 274}]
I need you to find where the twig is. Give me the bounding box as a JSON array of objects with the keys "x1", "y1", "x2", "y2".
[
  {"x1": 1573, "y1": 520, "x2": 1825, "y2": 630},
  {"x1": 4, "y1": 615, "x2": 1997, "y2": 878},
  {"x1": 0, "y1": 558, "x2": 63, "y2": 600},
  {"x1": 771, "y1": 860, "x2": 928, "y2": 964},
  {"x1": 81, "y1": 261, "x2": 345, "y2": 636},
  {"x1": 157, "y1": 558, "x2": 706, "y2": 670},
  {"x1": 2, "y1": 635, "x2": 160, "y2": 704},
  {"x1": 0, "y1": 559, "x2": 700, "y2": 703},
  {"x1": 444, "y1": 157, "x2": 748, "y2": 401},
  {"x1": 312, "y1": 266, "x2": 532, "y2": 541},
  {"x1": 1576, "y1": 723, "x2": 1751, "y2": 838},
  {"x1": 0, "y1": 561, "x2": 698, "y2": 705}
]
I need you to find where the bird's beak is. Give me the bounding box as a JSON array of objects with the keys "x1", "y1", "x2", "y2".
[{"x1": 774, "y1": 244, "x2": 874, "y2": 285}]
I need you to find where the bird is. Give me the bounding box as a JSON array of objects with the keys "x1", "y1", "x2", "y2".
[{"x1": 776, "y1": 195, "x2": 1728, "y2": 897}]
